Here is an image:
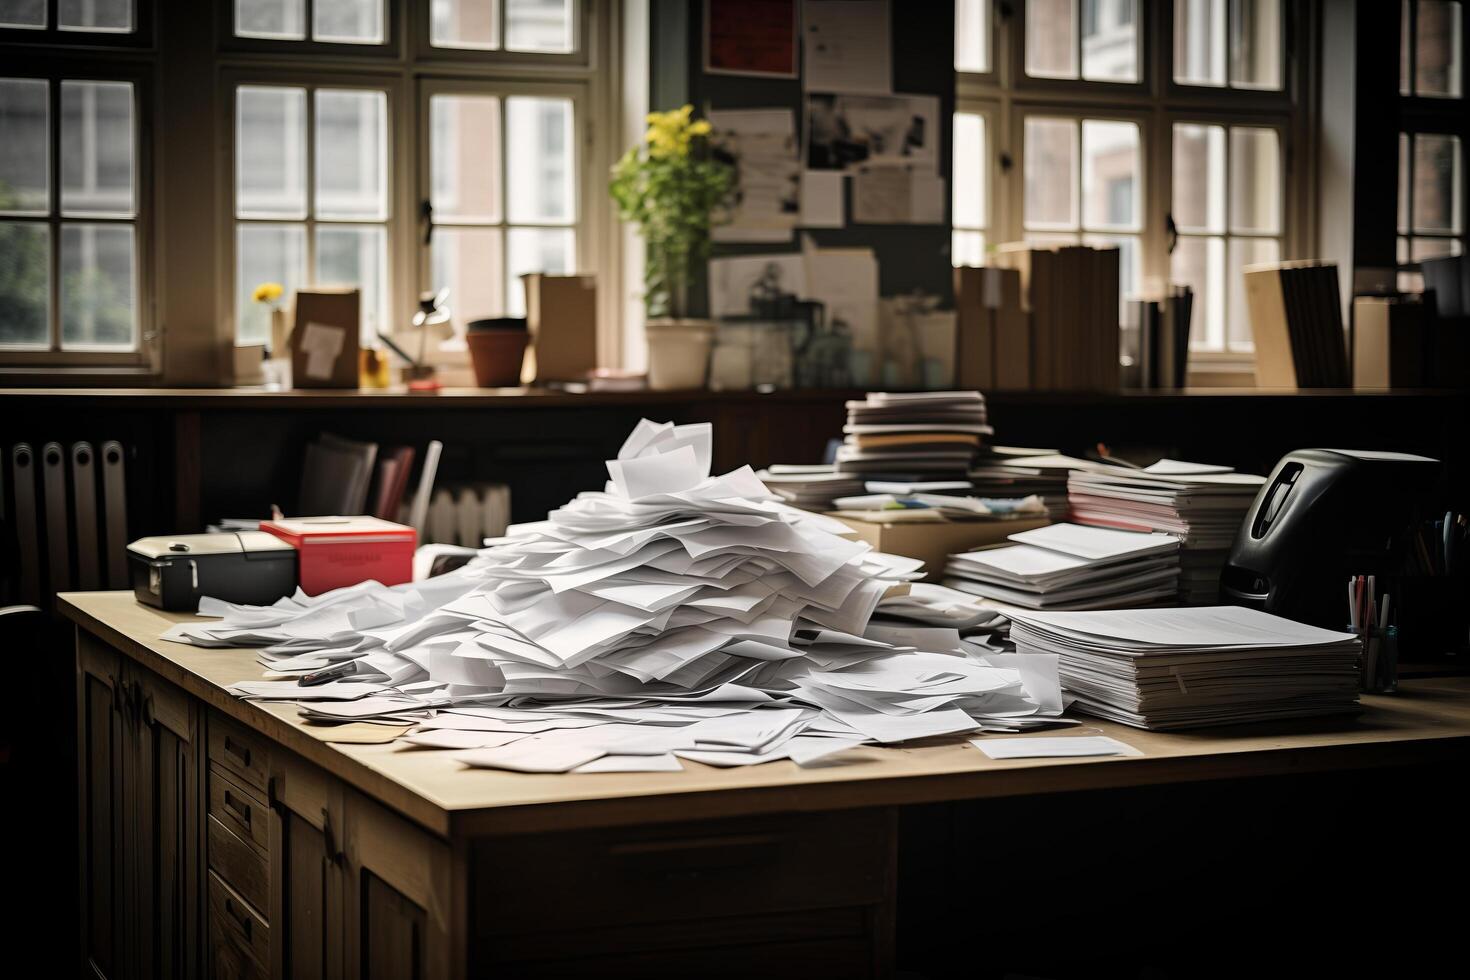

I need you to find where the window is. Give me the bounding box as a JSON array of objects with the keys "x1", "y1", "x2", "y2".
[
  {"x1": 954, "y1": 0, "x2": 1303, "y2": 371},
  {"x1": 234, "y1": 84, "x2": 390, "y2": 346},
  {"x1": 0, "y1": 74, "x2": 141, "y2": 354},
  {"x1": 426, "y1": 88, "x2": 577, "y2": 325},
  {"x1": 431, "y1": 0, "x2": 576, "y2": 54},
  {"x1": 1401, "y1": 0, "x2": 1463, "y2": 98},
  {"x1": 1, "y1": 0, "x2": 134, "y2": 32},
  {"x1": 1398, "y1": 132, "x2": 1464, "y2": 290},
  {"x1": 1172, "y1": 123, "x2": 1282, "y2": 352},
  {"x1": 234, "y1": 0, "x2": 384, "y2": 45}
]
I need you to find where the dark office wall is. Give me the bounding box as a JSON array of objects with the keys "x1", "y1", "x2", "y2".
[{"x1": 649, "y1": 0, "x2": 956, "y2": 317}]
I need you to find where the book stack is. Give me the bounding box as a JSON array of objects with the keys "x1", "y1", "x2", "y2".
[
  {"x1": 298, "y1": 433, "x2": 423, "y2": 522},
  {"x1": 1242, "y1": 261, "x2": 1350, "y2": 388},
  {"x1": 954, "y1": 266, "x2": 1031, "y2": 391},
  {"x1": 1129, "y1": 287, "x2": 1195, "y2": 388},
  {"x1": 1066, "y1": 460, "x2": 1266, "y2": 604},
  {"x1": 835, "y1": 391, "x2": 994, "y2": 479},
  {"x1": 753, "y1": 464, "x2": 865, "y2": 511},
  {"x1": 991, "y1": 243, "x2": 1121, "y2": 391},
  {"x1": 943, "y1": 523, "x2": 1181, "y2": 610},
  {"x1": 1008, "y1": 605, "x2": 1362, "y2": 730},
  {"x1": 969, "y1": 449, "x2": 1091, "y2": 522}
]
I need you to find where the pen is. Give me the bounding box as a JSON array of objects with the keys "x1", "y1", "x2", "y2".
[{"x1": 300, "y1": 660, "x2": 365, "y2": 687}]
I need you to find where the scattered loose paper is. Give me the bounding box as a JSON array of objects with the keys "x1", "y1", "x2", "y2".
[{"x1": 970, "y1": 735, "x2": 1143, "y2": 759}]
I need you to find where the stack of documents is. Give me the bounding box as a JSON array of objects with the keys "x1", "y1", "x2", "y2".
[
  {"x1": 164, "y1": 419, "x2": 1066, "y2": 772},
  {"x1": 834, "y1": 492, "x2": 1045, "y2": 523},
  {"x1": 1009, "y1": 605, "x2": 1362, "y2": 730},
  {"x1": 969, "y1": 450, "x2": 1092, "y2": 522},
  {"x1": 943, "y1": 523, "x2": 1181, "y2": 610},
  {"x1": 1067, "y1": 460, "x2": 1266, "y2": 604},
  {"x1": 835, "y1": 391, "x2": 994, "y2": 478},
  {"x1": 753, "y1": 464, "x2": 865, "y2": 511}
]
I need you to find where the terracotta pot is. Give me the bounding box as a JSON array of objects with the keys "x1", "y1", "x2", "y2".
[{"x1": 465, "y1": 329, "x2": 529, "y2": 388}]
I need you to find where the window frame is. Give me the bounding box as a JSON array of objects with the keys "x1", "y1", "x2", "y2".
[
  {"x1": 954, "y1": 0, "x2": 1314, "y2": 377},
  {"x1": 0, "y1": 0, "x2": 154, "y2": 48},
  {"x1": 0, "y1": 54, "x2": 156, "y2": 368},
  {"x1": 220, "y1": 0, "x2": 401, "y2": 58},
  {"x1": 413, "y1": 0, "x2": 592, "y2": 69}
]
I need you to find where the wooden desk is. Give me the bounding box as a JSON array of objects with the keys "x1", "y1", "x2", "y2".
[{"x1": 62, "y1": 591, "x2": 1470, "y2": 979}]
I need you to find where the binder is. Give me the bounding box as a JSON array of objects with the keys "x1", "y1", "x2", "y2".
[
  {"x1": 10, "y1": 444, "x2": 41, "y2": 606},
  {"x1": 42, "y1": 441, "x2": 71, "y2": 597},
  {"x1": 101, "y1": 440, "x2": 129, "y2": 588},
  {"x1": 71, "y1": 441, "x2": 101, "y2": 590}
]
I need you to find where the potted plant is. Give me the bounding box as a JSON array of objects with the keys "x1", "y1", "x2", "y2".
[{"x1": 610, "y1": 104, "x2": 734, "y2": 389}]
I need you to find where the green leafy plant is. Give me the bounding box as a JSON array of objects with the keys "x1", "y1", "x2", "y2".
[{"x1": 609, "y1": 105, "x2": 734, "y2": 320}]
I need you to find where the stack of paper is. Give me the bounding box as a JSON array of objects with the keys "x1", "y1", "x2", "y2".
[
  {"x1": 834, "y1": 492, "x2": 1046, "y2": 523},
  {"x1": 836, "y1": 391, "x2": 994, "y2": 478},
  {"x1": 1009, "y1": 605, "x2": 1361, "y2": 730},
  {"x1": 164, "y1": 419, "x2": 1067, "y2": 772},
  {"x1": 943, "y1": 523, "x2": 1181, "y2": 610},
  {"x1": 753, "y1": 464, "x2": 865, "y2": 511},
  {"x1": 969, "y1": 450, "x2": 1092, "y2": 522},
  {"x1": 1067, "y1": 460, "x2": 1266, "y2": 604}
]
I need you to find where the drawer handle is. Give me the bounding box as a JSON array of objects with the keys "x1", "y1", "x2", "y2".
[
  {"x1": 223, "y1": 897, "x2": 253, "y2": 941},
  {"x1": 222, "y1": 789, "x2": 251, "y2": 827},
  {"x1": 223, "y1": 735, "x2": 252, "y2": 768}
]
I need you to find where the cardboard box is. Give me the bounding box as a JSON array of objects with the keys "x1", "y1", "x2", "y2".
[
  {"x1": 522, "y1": 273, "x2": 596, "y2": 383},
  {"x1": 260, "y1": 516, "x2": 415, "y2": 595},
  {"x1": 828, "y1": 512, "x2": 1050, "y2": 582},
  {"x1": 290, "y1": 288, "x2": 361, "y2": 388}
]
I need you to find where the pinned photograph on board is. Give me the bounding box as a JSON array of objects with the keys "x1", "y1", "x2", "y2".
[{"x1": 805, "y1": 93, "x2": 940, "y2": 173}]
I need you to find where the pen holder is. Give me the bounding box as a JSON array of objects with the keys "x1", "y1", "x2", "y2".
[{"x1": 1354, "y1": 625, "x2": 1399, "y2": 695}]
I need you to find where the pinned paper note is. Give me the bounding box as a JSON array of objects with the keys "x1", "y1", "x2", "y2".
[
  {"x1": 300, "y1": 322, "x2": 346, "y2": 381},
  {"x1": 800, "y1": 171, "x2": 846, "y2": 227}
]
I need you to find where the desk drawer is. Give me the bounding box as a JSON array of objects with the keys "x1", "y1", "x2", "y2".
[
  {"x1": 208, "y1": 870, "x2": 270, "y2": 972},
  {"x1": 476, "y1": 809, "x2": 892, "y2": 936},
  {"x1": 208, "y1": 813, "x2": 269, "y2": 915},
  {"x1": 209, "y1": 763, "x2": 270, "y2": 853},
  {"x1": 209, "y1": 712, "x2": 269, "y2": 793}
]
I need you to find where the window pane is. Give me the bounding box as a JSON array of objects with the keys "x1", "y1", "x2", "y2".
[
  {"x1": 1172, "y1": 123, "x2": 1224, "y2": 234},
  {"x1": 1024, "y1": 117, "x2": 1077, "y2": 230},
  {"x1": 59, "y1": 0, "x2": 132, "y2": 32},
  {"x1": 955, "y1": 0, "x2": 990, "y2": 73},
  {"x1": 1227, "y1": 236, "x2": 1277, "y2": 350},
  {"x1": 1174, "y1": 235, "x2": 1225, "y2": 350},
  {"x1": 1026, "y1": 0, "x2": 1077, "y2": 78},
  {"x1": 236, "y1": 0, "x2": 306, "y2": 40},
  {"x1": 952, "y1": 230, "x2": 986, "y2": 268},
  {"x1": 314, "y1": 0, "x2": 383, "y2": 44},
  {"x1": 1230, "y1": 0, "x2": 1281, "y2": 89},
  {"x1": 1398, "y1": 132, "x2": 1410, "y2": 233},
  {"x1": 506, "y1": 96, "x2": 574, "y2": 224},
  {"x1": 317, "y1": 224, "x2": 387, "y2": 342},
  {"x1": 61, "y1": 223, "x2": 136, "y2": 349},
  {"x1": 1083, "y1": 233, "x2": 1141, "y2": 309},
  {"x1": 1081, "y1": 119, "x2": 1139, "y2": 231},
  {"x1": 61, "y1": 80, "x2": 135, "y2": 218},
  {"x1": 1412, "y1": 237, "x2": 1463, "y2": 260},
  {"x1": 1229, "y1": 127, "x2": 1280, "y2": 234},
  {"x1": 432, "y1": 0, "x2": 500, "y2": 50},
  {"x1": 1082, "y1": 0, "x2": 1138, "y2": 82},
  {"x1": 237, "y1": 223, "x2": 305, "y2": 345},
  {"x1": 0, "y1": 79, "x2": 48, "y2": 215},
  {"x1": 505, "y1": 0, "x2": 573, "y2": 53},
  {"x1": 1415, "y1": 0, "x2": 1463, "y2": 97},
  {"x1": 1400, "y1": 0, "x2": 1412, "y2": 96},
  {"x1": 431, "y1": 94, "x2": 501, "y2": 222},
  {"x1": 236, "y1": 86, "x2": 307, "y2": 219},
  {"x1": 1412, "y1": 133, "x2": 1462, "y2": 234},
  {"x1": 952, "y1": 112, "x2": 985, "y2": 229},
  {"x1": 0, "y1": 0, "x2": 44, "y2": 29},
  {"x1": 315, "y1": 89, "x2": 387, "y2": 221},
  {"x1": 1175, "y1": 0, "x2": 1225, "y2": 86},
  {"x1": 0, "y1": 222, "x2": 49, "y2": 347},
  {"x1": 433, "y1": 227, "x2": 505, "y2": 328},
  {"x1": 506, "y1": 227, "x2": 573, "y2": 317}
]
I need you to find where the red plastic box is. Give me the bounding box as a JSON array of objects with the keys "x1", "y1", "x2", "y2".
[{"x1": 260, "y1": 516, "x2": 416, "y2": 596}]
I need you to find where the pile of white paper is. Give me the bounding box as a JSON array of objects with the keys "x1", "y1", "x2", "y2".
[
  {"x1": 969, "y1": 450, "x2": 1092, "y2": 522},
  {"x1": 753, "y1": 464, "x2": 865, "y2": 511},
  {"x1": 1067, "y1": 460, "x2": 1266, "y2": 604},
  {"x1": 165, "y1": 419, "x2": 1066, "y2": 772},
  {"x1": 1009, "y1": 605, "x2": 1361, "y2": 730},
  {"x1": 836, "y1": 391, "x2": 994, "y2": 478},
  {"x1": 944, "y1": 523, "x2": 1181, "y2": 610}
]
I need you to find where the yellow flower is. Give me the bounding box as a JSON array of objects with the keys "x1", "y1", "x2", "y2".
[
  {"x1": 689, "y1": 120, "x2": 711, "y2": 136},
  {"x1": 252, "y1": 282, "x2": 283, "y2": 304}
]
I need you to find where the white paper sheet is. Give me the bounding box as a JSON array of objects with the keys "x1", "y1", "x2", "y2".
[
  {"x1": 802, "y1": 0, "x2": 892, "y2": 94},
  {"x1": 970, "y1": 735, "x2": 1142, "y2": 759}
]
